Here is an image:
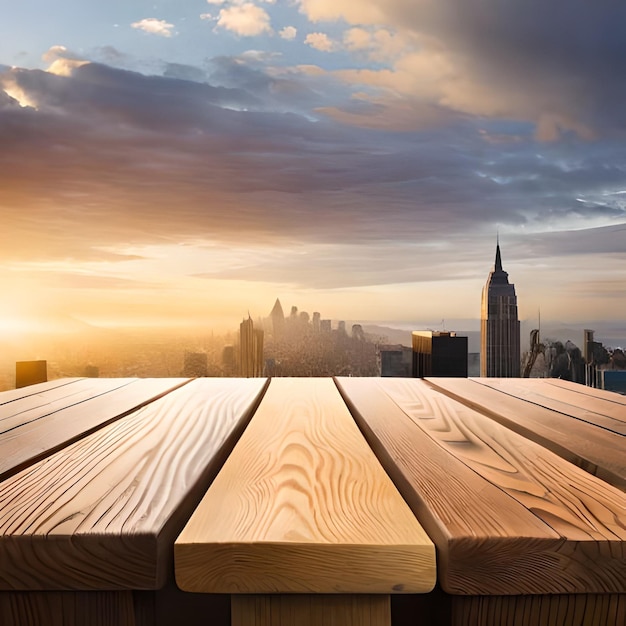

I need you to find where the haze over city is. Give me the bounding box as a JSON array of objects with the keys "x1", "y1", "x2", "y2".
[{"x1": 1, "y1": 0, "x2": 625, "y2": 336}]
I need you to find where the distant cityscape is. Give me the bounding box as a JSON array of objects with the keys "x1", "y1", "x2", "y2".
[{"x1": 3, "y1": 243, "x2": 625, "y2": 394}]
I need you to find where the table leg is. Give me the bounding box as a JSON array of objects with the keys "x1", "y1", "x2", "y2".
[{"x1": 232, "y1": 594, "x2": 391, "y2": 626}]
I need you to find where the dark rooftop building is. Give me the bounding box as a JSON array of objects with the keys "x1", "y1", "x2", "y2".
[{"x1": 412, "y1": 331, "x2": 468, "y2": 378}]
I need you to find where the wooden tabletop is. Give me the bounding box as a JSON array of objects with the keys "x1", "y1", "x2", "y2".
[
  {"x1": 0, "y1": 377, "x2": 190, "y2": 482},
  {"x1": 336, "y1": 377, "x2": 626, "y2": 596},
  {"x1": 174, "y1": 377, "x2": 436, "y2": 594},
  {"x1": 473, "y1": 377, "x2": 626, "y2": 434},
  {"x1": 0, "y1": 375, "x2": 624, "y2": 604},
  {"x1": 0, "y1": 378, "x2": 267, "y2": 590},
  {"x1": 428, "y1": 377, "x2": 625, "y2": 490}
]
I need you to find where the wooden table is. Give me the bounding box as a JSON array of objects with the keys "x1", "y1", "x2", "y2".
[
  {"x1": 0, "y1": 376, "x2": 624, "y2": 626},
  {"x1": 175, "y1": 377, "x2": 436, "y2": 625},
  {"x1": 336, "y1": 377, "x2": 626, "y2": 625},
  {"x1": 0, "y1": 377, "x2": 267, "y2": 625}
]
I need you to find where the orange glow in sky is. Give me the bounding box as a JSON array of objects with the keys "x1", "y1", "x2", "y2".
[{"x1": 1, "y1": 1, "x2": 625, "y2": 335}]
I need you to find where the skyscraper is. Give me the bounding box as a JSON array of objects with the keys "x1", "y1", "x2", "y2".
[
  {"x1": 240, "y1": 316, "x2": 264, "y2": 377},
  {"x1": 269, "y1": 298, "x2": 285, "y2": 341},
  {"x1": 15, "y1": 360, "x2": 47, "y2": 389},
  {"x1": 480, "y1": 242, "x2": 521, "y2": 377},
  {"x1": 412, "y1": 331, "x2": 468, "y2": 378}
]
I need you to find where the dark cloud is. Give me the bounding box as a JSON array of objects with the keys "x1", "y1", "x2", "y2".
[
  {"x1": 387, "y1": 0, "x2": 626, "y2": 136},
  {"x1": 1, "y1": 56, "x2": 625, "y2": 277},
  {"x1": 163, "y1": 62, "x2": 208, "y2": 83},
  {"x1": 206, "y1": 55, "x2": 337, "y2": 113},
  {"x1": 513, "y1": 224, "x2": 626, "y2": 259}
]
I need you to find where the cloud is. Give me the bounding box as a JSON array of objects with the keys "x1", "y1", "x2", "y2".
[
  {"x1": 207, "y1": 55, "x2": 333, "y2": 112},
  {"x1": 1, "y1": 55, "x2": 625, "y2": 314},
  {"x1": 295, "y1": 0, "x2": 626, "y2": 140},
  {"x1": 216, "y1": 3, "x2": 272, "y2": 36},
  {"x1": 305, "y1": 32, "x2": 335, "y2": 52},
  {"x1": 0, "y1": 74, "x2": 38, "y2": 108},
  {"x1": 40, "y1": 45, "x2": 90, "y2": 77},
  {"x1": 279, "y1": 26, "x2": 297, "y2": 41},
  {"x1": 342, "y1": 27, "x2": 407, "y2": 61},
  {"x1": 343, "y1": 28, "x2": 370, "y2": 51},
  {"x1": 163, "y1": 62, "x2": 208, "y2": 83},
  {"x1": 131, "y1": 18, "x2": 175, "y2": 38},
  {"x1": 297, "y1": 0, "x2": 384, "y2": 24}
]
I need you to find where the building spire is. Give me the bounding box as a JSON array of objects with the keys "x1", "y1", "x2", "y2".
[{"x1": 495, "y1": 233, "x2": 503, "y2": 272}]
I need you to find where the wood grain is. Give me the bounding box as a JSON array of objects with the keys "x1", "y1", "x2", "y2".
[
  {"x1": 428, "y1": 377, "x2": 625, "y2": 490},
  {"x1": 546, "y1": 377, "x2": 626, "y2": 410},
  {"x1": 1, "y1": 378, "x2": 138, "y2": 433},
  {"x1": 450, "y1": 593, "x2": 626, "y2": 626},
  {"x1": 174, "y1": 377, "x2": 436, "y2": 594},
  {"x1": 0, "y1": 378, "x2": 83, "y2": 406},
  {"x1": 0, "y1": 590, "x2": 136, "y2": 626},
  {"x1": 0, "y1": 377, "x2": 192, "y2": 482},
  {"x1": 0, "y1": 378, "x2": 267, "y2": 590},
  {"x1": 473, "y1": 378, "x2": 626, "y2": 434},
  {"x1": 336, "y1": 377, "x2": 626, "y2": 595},
  {"x1": 232, "y1": 594, "x2": 391, "y2": 626}
]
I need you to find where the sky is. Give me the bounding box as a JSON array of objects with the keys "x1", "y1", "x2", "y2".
[{"x1": 1, "y1": 0, "x2": 625, "y2": 334}]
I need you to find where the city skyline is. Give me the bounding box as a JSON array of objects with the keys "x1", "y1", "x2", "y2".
[{"x1": 1, "y1": 1, "x2": 625, "y2": 334}]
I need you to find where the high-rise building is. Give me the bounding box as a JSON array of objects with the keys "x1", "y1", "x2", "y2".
[
  {"x1": 222, "y1": 345, "x2": 236, "y2": 376},
  {"x1": 379, "y1": 345, "x2": 413, "y2": 377},
  {"x1": 240, "y1": 316, "x2": 264, "y2": 377},
  {"x1": 352, "y1": 324, "x2": 365, "y2": 341},
  {"x1": 412, "y1": 331, "x2": 468, "y2": 378},
  {"x1": 480, "y1": 242, "x2": 521, "y2": 377},
  {"x1": 269, "y1": 298, "x2": 285, "y2": 341},
  {"x1": 312, "y1": 312, "x2": 321, "y2": 333},
  {"x1": 15, "y1": 360, "x2": 47, "y2": 389}
]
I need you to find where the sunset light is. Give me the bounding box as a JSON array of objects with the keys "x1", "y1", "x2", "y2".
[
  {"x1": 0, "y1": 0, "x2": 624, "y2": 363},
  {"x1": 1, "y1": 7, "x2": 625, "y2": 626}
]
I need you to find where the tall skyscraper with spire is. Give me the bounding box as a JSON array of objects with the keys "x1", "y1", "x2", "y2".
[{"x1": 480, "y1": 240, "x2": 521, "y2": 377}]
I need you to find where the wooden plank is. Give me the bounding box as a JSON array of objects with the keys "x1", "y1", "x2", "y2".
[
  {"x1": 546, "y1": 377, "x2": 626, "y2": 408},
  {"x1": 473, "y1": 378, "x2": 626, "y2": 434},
  {"x1": 336, "y1": 377, "x2": 626, "y2": 595},
  {"x1": 0, "y1": 590, "x2": 135, "y2": 626},
  {"x1": 175, "y1": 377, "x2": 436, "y2": 594},
  {"x1": 232, "y1": 595, "x2": 391, "y2": 626},
  {"x1": 0, "y1": 378, "x2": 83, "y2": 406},
  {"x1": 0, "y1": 378, "x2": 267, "y2": 590},
  {"x1": 1, "y1": 378, "x2": 141, "y2": 433},
  {"x1": 0, "y1": 377, "x2": 191, "y2": 482},
  {"x1": 450, "y1": 593, "x2": 626, "y2": 626},
  {"x1": 428, "y1": 377, "x2": 625, "y2": 490}
]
